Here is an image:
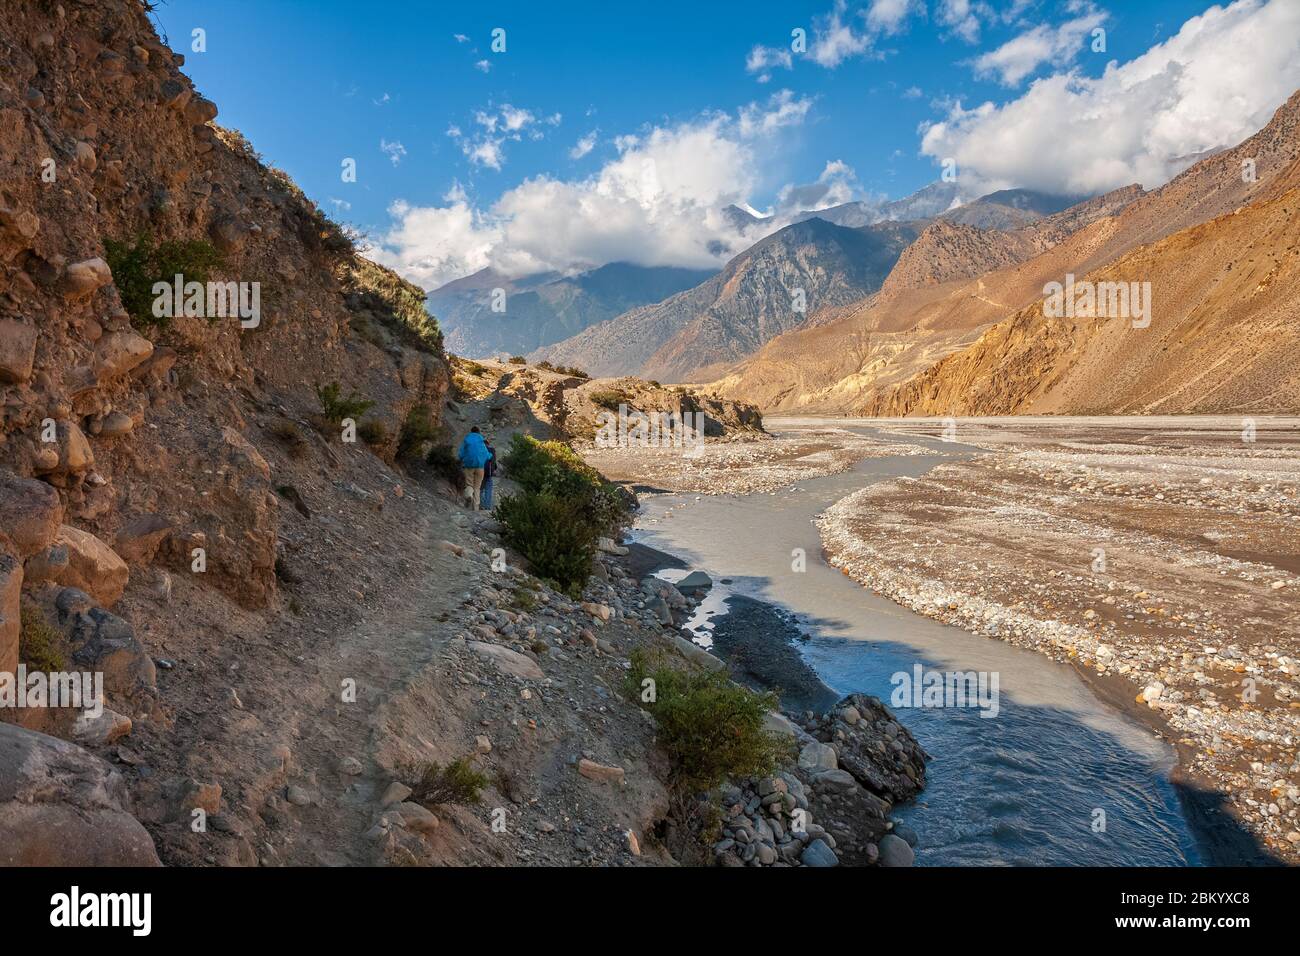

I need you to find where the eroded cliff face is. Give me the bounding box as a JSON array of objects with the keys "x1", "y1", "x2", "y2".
[{"x1": 0, "y1": 0, "x2": 449, "y2": 649}]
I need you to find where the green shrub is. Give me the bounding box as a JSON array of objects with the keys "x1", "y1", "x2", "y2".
[
  {"x1": 561, "y1": 366, "x2": 590, "y2": 379},
  {"x1": 357, "y1": 419, "x2": 389, "y2": 447},
  {"x1": 507, "y1": 355, "x2": 526, "y2": 365},
  {"x1": 495, "y1": 491, "x2": 596, "y2": 595},
  {"x1": 104, "y1": 233, "x2": 225, "y2": 329},
  {"x1": 408, "y1": 758, "x2": 489, "y2": 808},
  {"x1": 589, "y1": 389, "x2": 626, "y2": 411},
  {"x1": 396, "y1": 405, "x2": 436, "y2": 461},
  {"x1": 536, "y1": 360, "x2": 555, "y2": 371},
  {"x1": 625, "y1": 650, "x2": 789, "y2": 794},
  {"x1": 314, "y1": 381, "x2": 374, "y2": 424},
  {"x1": 426, "y1": 442, "x2": 465, "y2": 490},
  {"x1": 19, "y1": 606, "x2": 66, "y2": 671},
  {"x1": 461, "y1": 360, "x2": 488, "y2": 376},
  {"x1": 503, "y1": 434, "x2": 628, "y2": 535}
]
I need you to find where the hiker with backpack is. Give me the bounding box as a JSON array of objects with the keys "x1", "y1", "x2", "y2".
[{"x1": 457, "y1": 426, "x2": 490, "y2": 510}]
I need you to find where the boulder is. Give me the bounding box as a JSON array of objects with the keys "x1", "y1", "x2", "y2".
[
  {"x1": 59, "y1": 257, "x2": 112, "y2": 299},
  {"x1": 0, "y1": 471, "x2": 63, "y2": 557},
  {"x1": 467, "y1": 640, "x2": 543, "y2": 680},
  {"x1": 96, "y1": 411, "x2": 134, "y2": 438},
  {"x1": 94, "y1": 330, "x2": 153, "y2": 382},
  {"x1": 53, "y1": 526, "x2": 128, "y2": 606},
  {"x1": 878, "y1": 833, "x2": 915, "y2": 867},
  {"x1": 113, "y1": 514, "x2": 174, "y2": 565},
  {"x1": 798, "y1": 741, "x2": 838, "y2": 773},
  {"x1": 800, "y1": 838, "x2": 839, "y2": 867},
  {"x1": 667, "y1": 633, "x2": 726, "y2": 672},
  {"x1": 55, "y1": 420, "x2": 94, "y2": 474},
  {"x1": 23, "y1": 543, "x2": 69, "y2": 587},
  {"x1": 41, "y1": 588, "x2": 155, "y2": 698},
  {"x1": 676, "y1": 570, "x2": 713, "y2": 592},
  {"x1": 0, "y1": 722, "x2": 161, "y2": 865},
  {"x1": 0, "y1": 319, "x2": 38, "y2": 383},
  {"x1": 577, "y1": 759, "x2": 625, "y2": 785},
  {"x1": 0, "y1": 548, "x2": 20, "y2": 682}
]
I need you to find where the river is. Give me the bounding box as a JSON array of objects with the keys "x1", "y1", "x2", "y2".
[{"x1": 631, "y1": 423, "x2": 1202, "y2": 866}]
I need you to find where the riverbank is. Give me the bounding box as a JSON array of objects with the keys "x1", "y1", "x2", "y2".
[{"x1": 814, "y1": 417, "x2": 1299, "y2": 864}]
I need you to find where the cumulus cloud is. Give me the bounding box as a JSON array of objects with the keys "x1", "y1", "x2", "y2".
[
  {"x1": 921, "y1": 0, "x2": 1300, "y2": 195},
  {"x1": 774, "y1": 159, "x2": 861, "y2": 214},
  {"x1": 747, "y1": 0, "x2": 923, "y2": 77},
  {"x1": 745, "y1": 44, "x2": 794, "y2": 83},
  {"x1": 972, "y1": 9, "x2": 1107, "y2": 86},
  {"x1": 866, "y1": 0, "x2": 922, "y2": 34},
  {"x1": 368, "y1": 92, "x2": 817, "y2": 289},
  {"x1": 936, "y1": 0, "x2": 987, "y2": 43},
  {"x1": 808, "y1": 1, "x2": 875, "y2": 67}
]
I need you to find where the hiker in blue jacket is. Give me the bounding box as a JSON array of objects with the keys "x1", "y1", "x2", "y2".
[
  {"x1": 458, "y1": 426, "x2": 490, "y2": 510},
  {"x1": 480, "y1": 439, "x2": 497, "y2": 511}
]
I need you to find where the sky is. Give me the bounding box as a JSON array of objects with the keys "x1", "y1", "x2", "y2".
[{"x1": 152, "y1": 0, "x2": 1300, "y2": 290}]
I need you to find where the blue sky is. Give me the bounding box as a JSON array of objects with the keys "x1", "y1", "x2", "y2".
[{"x1": 151, "y1": 1, "x2": 1300, "y2": 288}]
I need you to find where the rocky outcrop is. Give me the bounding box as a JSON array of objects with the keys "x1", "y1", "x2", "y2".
[{"x1": 0, "y1": 722, "x2": 160, "y2": 865}]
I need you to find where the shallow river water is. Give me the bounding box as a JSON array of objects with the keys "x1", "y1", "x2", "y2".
[{"x1": 632, "y1": 425, "x2": 1201, "y2": 866}]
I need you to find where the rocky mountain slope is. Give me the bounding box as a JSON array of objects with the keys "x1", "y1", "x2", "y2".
[
  {"x1": 534, "y1": 218, "x2": 923, "y2": 383},
  {"x1": 710, "y1": 88, "x2": 1300, "y2": 415},
  {"x1": 428, "y1": 262, "x2": 716, "y2": 359}
]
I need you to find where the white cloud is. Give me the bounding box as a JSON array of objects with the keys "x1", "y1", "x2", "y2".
[
  {"x1": 569, "y1": 131, "x2": 598, "y2": 159},
  {"x1": 921, "y1": 0, "x2": 1300, "y2": 195},
  {"x1": 379, "y1": 139, "x2": 406, "y2": 166},
  {"x1": 808, "y1": 1, "x2": 874, "y2": 67},
  {"x1": 774, "y1": 159, "x2": 861, "y2": 214},
  {"x1": 369, "y1": 92, "x2": 816, "y2": 288},
  {"x1": 745, "y1": 44, "x2": 794, "y2": 83},
  {"x1": 474, "y1": 59, "x2": 491, "y2": 73},
  {"x1": 936, "y1": 0, "x2": 987, "y2": 43},
  {"x1": 451, "y1": 103, "x2": 558, "y2": 169},
  {"x1": 972, "y1": 10, "x2": 1107, "y2": 86},
  {"x1": 866, "y1": 0, "x2": 922, "y2": 34}
]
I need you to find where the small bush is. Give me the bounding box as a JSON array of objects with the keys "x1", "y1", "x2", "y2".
[
  {"x1": 19, "y1": 606, "x2": 66, "y2": 671},
  {"x1": 357, "y1": 419, "x2": 389, "y2": 447},
  {"x1": 561, "y1": 366, "x2": 590, "y2": 379},
  {"x1": 625, "y1": 650, "x2": 789, "y2": 794},
  {"x1": 536, "y1": 360, "x2": 555, "y2": 371},
  {"x1": 461, "y1": 360, "x2": 488, "y2": 376},
  {"x1": 315, "y1": 381, "x2": 374, "y2": 425},
  {"x1": 507, "y1": 355, "x2": 527, "y2": 365},
  {"x1": 504, "y1": 434, "x2": 629, "y2": 535},
  {"x1": 396, "y1": 405, "x2": 436, "y2": 461},
  {"x1": 496, "y1": 492, "x2": 596, "y2": 594},
  {"x1": 104, "y1": 233, "x2": 225, "y2": 329},
  {"x1": 426, "y1": 443, "x2": 465, "y2": 491},
  {"x1": 589, "y1": 389, "x2": 626, "y2": 411},
  {"x1": 408, "y1": 758, "x2": 489, "y2": 808},
  {"x1": 510, "y1": 586, "x2": 539, "y2": 611}
]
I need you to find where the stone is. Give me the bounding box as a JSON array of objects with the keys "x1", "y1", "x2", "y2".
[
  {"x1": 468, "y1": 640, "x2": 544, "y2": 680},
  {"x1": 0, "y1": 319, "x2": 38, "y2": 383},
  {"x1": 43, "y1": 588, "x2": 155, "y2": 698},
  {"x1": 812, "y1": 768, "x2": 857, "y2": 793},
  {"x1": 75, "y1": 141, "x2": 97, "y2": 172},
  {"x1": 667, "y1": 633, "x2": 726, "y2": 671},
  {"x1": 597, "y1": 536, "x2": 629, "y2": 556},
  {"x1": 72, "y1": 708, "x2": 133, "y2": 746},
  {"x1": 577, "y1": 758, "x2": 625, "y2": 785},
  {"x1": 626, "y1": 830, "x2": 641, "y2": 855},
  {"x1": 800, "y1": 838, "x2": 839, "y2": 867},
  {"x1": 94, "y1": 330, "x2": 153, "y2": 382},
  {"x1": 0, "y1": 722, "x2": 161, "y2": 865},
  {"x1": 0, "y1": 471, "x2": 63, "y2": 557},
  {"x1": 676, "y1": 570, "x2": 713, "y2": 591},
  {"x1": 0, "y1": 548, "x2": 20, "y2": 682},
  {"x1": 285, "y1": 785, "x2": 314, "y2": 806},
  {"x1": 113, "y1": 514, "x2": 174, "y2": 565},
  {"x1": 380, "y1": 781, "x2": 413, "y2": 806},
  {"x1": 96, "y1": 411, "x2": 135, "y2": 438},
  {"x1": 339, "y1": 756, "x2": 363, "y2": 775},
  {"x1": 474, "y1": 734, "x2": 492, "y2": 754},
  {"x1": 798, "y1": 741, "x2": 838, "y2": 773},
  {"x1": 397, "y1": 801, "x2": 440, "y2": 835},
  {"x1": 23, "y1": 543, "x2": 69, "y2": 587},
  {"x1": 54, "y1": 526, "x2": 129, "y2": 606},
  {"x1": 878, "y1": 833, "x2": 915, "y2": 867},
  {"x1": 59, "y1": 257, "x2": 113, "y2": 299},
  {"x1": 581, "y1": 602, "x2": 612, "y2": 622},
  {"x1": 55, "y1": 420, "x2": 94, "y2": 474}
]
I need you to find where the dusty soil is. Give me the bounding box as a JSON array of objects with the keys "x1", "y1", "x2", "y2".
[{"x1": 813, "y1": 416, "x2": 1300, "y2": 862}]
